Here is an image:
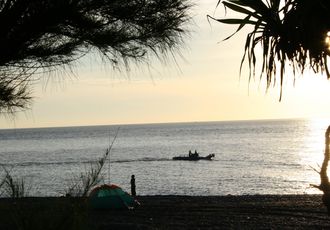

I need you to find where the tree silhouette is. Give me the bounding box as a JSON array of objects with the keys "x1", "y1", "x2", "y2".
[
  {"x1": 0, "y1": 0, "x2": 191, "y2": 113},
  {"x1": 210, "y1": 0, "x2": 330, "y2": 213},
  {"x1": 209, "y1": 0, "x2": 330, "y2": 100}
]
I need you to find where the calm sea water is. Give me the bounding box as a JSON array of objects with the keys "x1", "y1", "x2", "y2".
[{"x1": 0, "y1": 119, "x2": 329, "y2": 197}]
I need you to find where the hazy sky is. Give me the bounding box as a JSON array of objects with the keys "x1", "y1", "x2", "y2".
[{"x1": 1, "y1": 0, "x2": 330, "y2": 129}]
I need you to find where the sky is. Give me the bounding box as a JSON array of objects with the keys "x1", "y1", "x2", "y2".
[{"x1": 1, "y1": 0, "x2": 330, "y2": 129}]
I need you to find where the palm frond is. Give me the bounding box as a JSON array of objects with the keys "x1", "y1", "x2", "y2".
[{"x1": 211, "y1": 0, "x2": 330, "y2": 100}]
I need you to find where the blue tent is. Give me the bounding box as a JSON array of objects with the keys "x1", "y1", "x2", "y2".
[{"x1": 89, "y1": 184, "x2": 139, "y2": 210}]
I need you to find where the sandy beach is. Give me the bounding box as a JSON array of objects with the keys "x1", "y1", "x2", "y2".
[
  {"x1": 93, "y1": 195, "x2": 330, "y2": 229},
  {"x1": 1, "y1": 194, "x2": 330, "y2": 229}
]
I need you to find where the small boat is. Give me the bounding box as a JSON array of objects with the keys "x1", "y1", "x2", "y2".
[{"x1": 172, "y1": 152, "x2": 215, "y2": 161}]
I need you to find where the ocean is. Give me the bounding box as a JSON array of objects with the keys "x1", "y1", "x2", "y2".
[{"x1": 0, "y1": 119, "x2": 329, "y2": 197}]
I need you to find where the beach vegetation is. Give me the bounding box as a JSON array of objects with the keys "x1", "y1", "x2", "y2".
[
  {"x1": 65, "y1": 128, "x2": 119, "y2": 197},
  {"x1": 210, "y1": 0, "x2": 330, "y2": 213},
  {"x1": 311, "y1": 126, "x2": 330, "y2": 214},
  {"x1": 0, "y1": 151, "x2": 113, "y2": 229},
  {"x1": 0, "y1": 130, "x2": 119, "y2": 229},
  {"x1": 65, "y1": 147, "x2": 110, "y2": 197},
  {"x1": 0, "y1": 167, "x2": 28, "y2": 198},
  {"x1": 0, "y1": 0, "x2": 192, "y2": 114}
]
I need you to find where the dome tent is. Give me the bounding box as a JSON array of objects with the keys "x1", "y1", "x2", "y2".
[{"x1": 89, "y1": 184, "x2": 139, "y2": 210}]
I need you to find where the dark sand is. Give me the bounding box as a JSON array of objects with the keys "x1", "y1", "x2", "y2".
[
  {"x1": 1, "y1": 195, "x2": 330, "y2": 229},
  {"x1": 93, "y1": 195, "x2": 330, "y2": 229}
]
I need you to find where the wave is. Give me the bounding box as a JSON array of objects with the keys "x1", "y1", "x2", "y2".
[
  {"x1": 0, "y1": 157, "x2": 172, "y2": 168},
  {"x1": 113, "y1": 157, "x2": 171, "y2": 163}
]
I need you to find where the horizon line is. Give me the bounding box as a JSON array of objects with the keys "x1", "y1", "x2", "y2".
[{"x1": 0, "y1": 116, "x2": 316, "y2": 131}]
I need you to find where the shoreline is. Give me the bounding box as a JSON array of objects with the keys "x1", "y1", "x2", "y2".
[{"x1": 1, "y1": 194, "x2": 330, "y2": 229}]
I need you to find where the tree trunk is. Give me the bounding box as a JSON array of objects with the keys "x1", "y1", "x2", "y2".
[{"x1": 320, "y1": 125, "x2": 330, "y2": 214}]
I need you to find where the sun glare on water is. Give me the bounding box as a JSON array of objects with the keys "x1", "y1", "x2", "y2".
[{"x1": 299, "y1": 118, "x2": 330, "y2": 193}]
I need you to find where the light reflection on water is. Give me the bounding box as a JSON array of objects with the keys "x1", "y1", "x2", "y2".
[
  {"x1": 1, "y1": 118, "x2": 330, "y2": 196},
  {"x1": 298, "y1": 118, "x2": 330, "y2": 192}
]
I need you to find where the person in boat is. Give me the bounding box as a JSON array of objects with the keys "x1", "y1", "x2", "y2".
[
  {"x1": 193, "y1": 150, "x2": 199, "y2": 158},
  {"x1": 189, "y1": 150, "x2": 192, "y2": 157}
]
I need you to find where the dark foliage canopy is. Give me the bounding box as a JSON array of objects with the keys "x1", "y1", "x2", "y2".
[
  {"x1": 210, "y1": 0, "x2": 330, "y2": 100},
  {"x1": 0, "y1": 0, "x2": 191, "y2": 113}
]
